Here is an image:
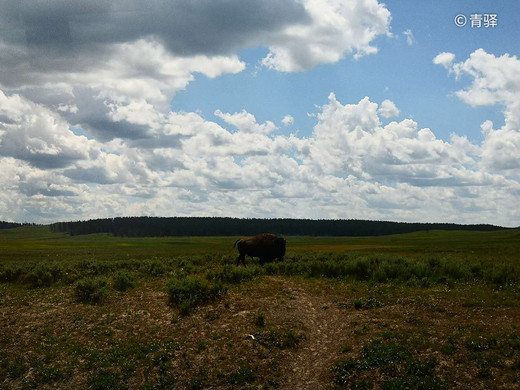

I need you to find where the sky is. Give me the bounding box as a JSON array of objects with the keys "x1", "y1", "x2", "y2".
[{"x1": 0, "y1": 0, "x2": 519, "y2": 226}]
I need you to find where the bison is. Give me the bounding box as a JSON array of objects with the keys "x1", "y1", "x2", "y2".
[{"x1": 233, "y1": 233, "x2": 286, "y2": 267}]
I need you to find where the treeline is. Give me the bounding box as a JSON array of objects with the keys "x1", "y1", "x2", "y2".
[
  {"x1": 0, "y1": 221, "x2": 36, "y2": 230},
  {"x1": 49, "y1": 217, "x2": 509, "y2": 237}
]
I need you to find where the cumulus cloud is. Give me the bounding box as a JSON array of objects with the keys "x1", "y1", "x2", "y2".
[
  {"x1": 0, "y1": 91, "x2": 96, "y2": 168},
  {"x1": 433, "y1": 52, "x2": 456, "y2": 69},
  {"x1": 261, "y1": 0, "x2": 391, "y2": 71},
  {"x1": 0, "y1": 3, "x2": 519, "y2": 226},
  {"x1": 0, "y1": 0, "x2": 389, "y2": 91},
  {"x1": 0, "y1": 0, "x2": 392, "y2": 153},
  {"x1": 435, "y1": 49, "x2": 520, "y2": 174},
  {"x1": 1, "y1": 86, "x2": 519, "y2": 226},
  {"x1": 305, "y1": 94, "x2": 482, "y2": 187},
  {"x1": 214, "y1": 109, "x2": 277, "y2": 134},
  {"x1": 0, "y1": 37, "x2": 246, "y2": 145},
  {"x1": 378, "y1": 99, "x2": 400, "y2": 119},
  {"x1": 282, "y1": 115, "x2": 295, "y2": 126}
]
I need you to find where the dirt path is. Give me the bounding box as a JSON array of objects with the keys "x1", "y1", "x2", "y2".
[{"x1": 269, "y1": 277, "x2": 361, "y2": 389}]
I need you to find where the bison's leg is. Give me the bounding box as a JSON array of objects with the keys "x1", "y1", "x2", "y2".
[{"x1": 236, "y1": 253, "x2": 247, "y2": 267}]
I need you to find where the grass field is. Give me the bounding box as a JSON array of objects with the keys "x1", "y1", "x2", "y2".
[{"x1": 1, "y1": 227, "x2": 519, "y2": 389}]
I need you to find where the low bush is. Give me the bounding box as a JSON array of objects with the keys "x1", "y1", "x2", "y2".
[
  {"x1": 254, "y1": 330, "x2": 303, "y2": 350},
  {"x1": 75, "y1": 276, "x2": 109, "y2": 304},
  {"x1": 206, "y1": 265, "x2": 264, "y2": 284},
  {"x1": 332, "y1": 339, "x2": 444, "y2": 389},
  {"x1": 140, "y1": 259, "x2": 166, "y2": 277},
  {"x1": 178, "y1": 259, "x2": 194, "y2": 274},
  {"x1": 358, "y1": 339, "x2": 412, "y2": 370},
  {"x1": 112, "y1": 271, "x2": 134, "y2": 292},
  {"x1": 167, "y1": 276, "x2": 226, "y2": 315},
  {"x1": 254, "y1": 312, "x2": 265, "y2": 327},
  {"x1": 21, "y1": 263, "x2": 63, "y2": 288},
  {"x1": 488, "y1": 264, "x2": 518, "y2": 288},
  {"x1": 87, "y1": 370, "x2": 124, "y2": 390},
  {"x1": 249, "y1": 253, "x2": 520, "y2": 288},
  {"x1": 77, "y1": 260, "x2": 112, "y2": 276},
  {"x1": 227, "y1": 366, "x2": 255, "y2": 386},
  {"x1": 0, "y1": 265, "x2": 24, "y2": 283}
]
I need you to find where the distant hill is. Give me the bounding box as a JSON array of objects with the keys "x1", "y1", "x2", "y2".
[{"x1": 49, "y1": 217, "x2": 511, "y2": 237}]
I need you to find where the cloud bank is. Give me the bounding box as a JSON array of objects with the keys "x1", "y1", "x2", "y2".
[{"x1": 0, "y1": 1, "x2": 518, "y2": 226}]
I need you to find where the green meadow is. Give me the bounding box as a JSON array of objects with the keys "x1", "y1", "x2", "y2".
[{"x1": 1, "y1": 227, "x2": 519, "y2": 389}]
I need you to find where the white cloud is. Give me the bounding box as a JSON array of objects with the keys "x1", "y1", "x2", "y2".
[
  {"x1": 433, "y1": 52, "x2": 456, "y2": 69},
  {"x1": 0, "y1": 91, "x2": 96, "y2": 168},
  {"x1": 403, "y1": 29, "x2": 415, "y2": 46},
  {"x1": 0, "y1": 0, "x2": 391, "y2": 153},
  {"x1": 480, "y1": 120, "x2": 520, "y2": 172},
  {"x1": 214, "y1": 109, "x2": 277, "y2": 134},
  {"x1": 435, "y1": 49, "x2": 520, "y2": 174},
  {"x1": 1, "y1": 82, "x2": 519, "y2": 226},
  {"x1": 261, "y1": 0, "x2": 391, "y2": 71},
  {"x1": 378, "y1": 99, "x2": 400, "y2": 119},
  {"x1": 282, "y1": 115, "x2": 294, "y2": 126},
  {"x1": 305, "y1": 94, "x2": 482, "y2": 187},
  {"x1": 0, "y1": 38, "x2": 246, "y2": 144},
  {"x1": 0, "y1": 4, "x2": 519, "y2": 227}
]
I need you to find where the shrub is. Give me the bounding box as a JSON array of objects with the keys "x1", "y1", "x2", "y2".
[
  {"x1": 489, "y1": 264, "x2": 517, "y2": 288},
  {"x1": 465, "y1": 337, "x2": 498, "y2": 352},
  {"x1": 441, "y1": 260, "x2": 469, "y2": 281},
  {"x1": 284, "y1": 330, "x2": 301, "y2": 348},
  {"x1": 227, "y1": 366, "x2": 255, "y2": 385},
  {"x1": 179, "y1": 259, "x2": 194, "y2": 274},
  {"x1": 255, "y1": 330, "x2": 303, "y2": 349},
  {"x1": 365, "y1": 298, "x2": 383, "y2": 309},
  {"x1": 6, "y1": 357, "x2": 27, "y2": 379},
  {"x1": 62, "y1": 268, "x2": 83, "y2": 284},
  {"x1": 254, "y1": 312, "x2": 265, "y2": 327},
  {"x1": 331, "y1": 359, "x2": 357, "y2": 386},
  {"x1": 384, "y1": 358, "x2": 443, "y2": 389},
  {"x1": 21, "y1": 264, "x2": 63, "y2": 288},
  {"x1": 350, "y1": 258, "x2": 371, "y2": 280},
  {"x1": 112, "y1": 271, "x2": 134, "y2": 292},
  {"x1": 332, "y1": 339, "x2": 444, "y2": 389},
  {"x1": 75, "y1": 276, "x2": 108, "y2": 304},
  {"x1": 178, "y1": 301, "x2": 192, "y2": 316},
  {"x1": 353, "y1": 298, "x2": 383, "y2": 310},
  {"x1": 359, "y1": 339, "x2": 412, "y2": 370},
  {"x1": 0, "y1": 265, "x2": 23, "y2": 283},
  {"x1": 206, "y1": 265, "x2": 263, "y2": 284},
  {"x1": 141, "y1": 259, "x2": 166, "y2": 277},
  {"x1": 77, "y1": 260, "x2": 112, "y2": 276},
  {"x1": 167, "y1": 276, "x2": 225, "y2": 314},
  {"x1": 87, "y1": 370, "x2": 124, "y2": 390}
]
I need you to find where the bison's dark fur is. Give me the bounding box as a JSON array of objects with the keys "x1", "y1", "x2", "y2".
[{"x1": 233, "y1": 233, "x2": 286, "y2": 267}]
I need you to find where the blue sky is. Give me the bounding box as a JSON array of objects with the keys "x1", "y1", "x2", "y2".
[
  {"x1": 0, "y1": 0, "x2": 519, "y2": 226},
  {"x1": 173, "y1": 0, "x2": 517, "y2": 142}
]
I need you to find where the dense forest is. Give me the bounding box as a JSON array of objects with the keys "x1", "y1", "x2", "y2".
[
  {"x1": 0, "y1": 221, "x2": 34, "y2": 230},
  {"x1": 49, "y1": 217, "x2": 510, "y2": 237}
]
